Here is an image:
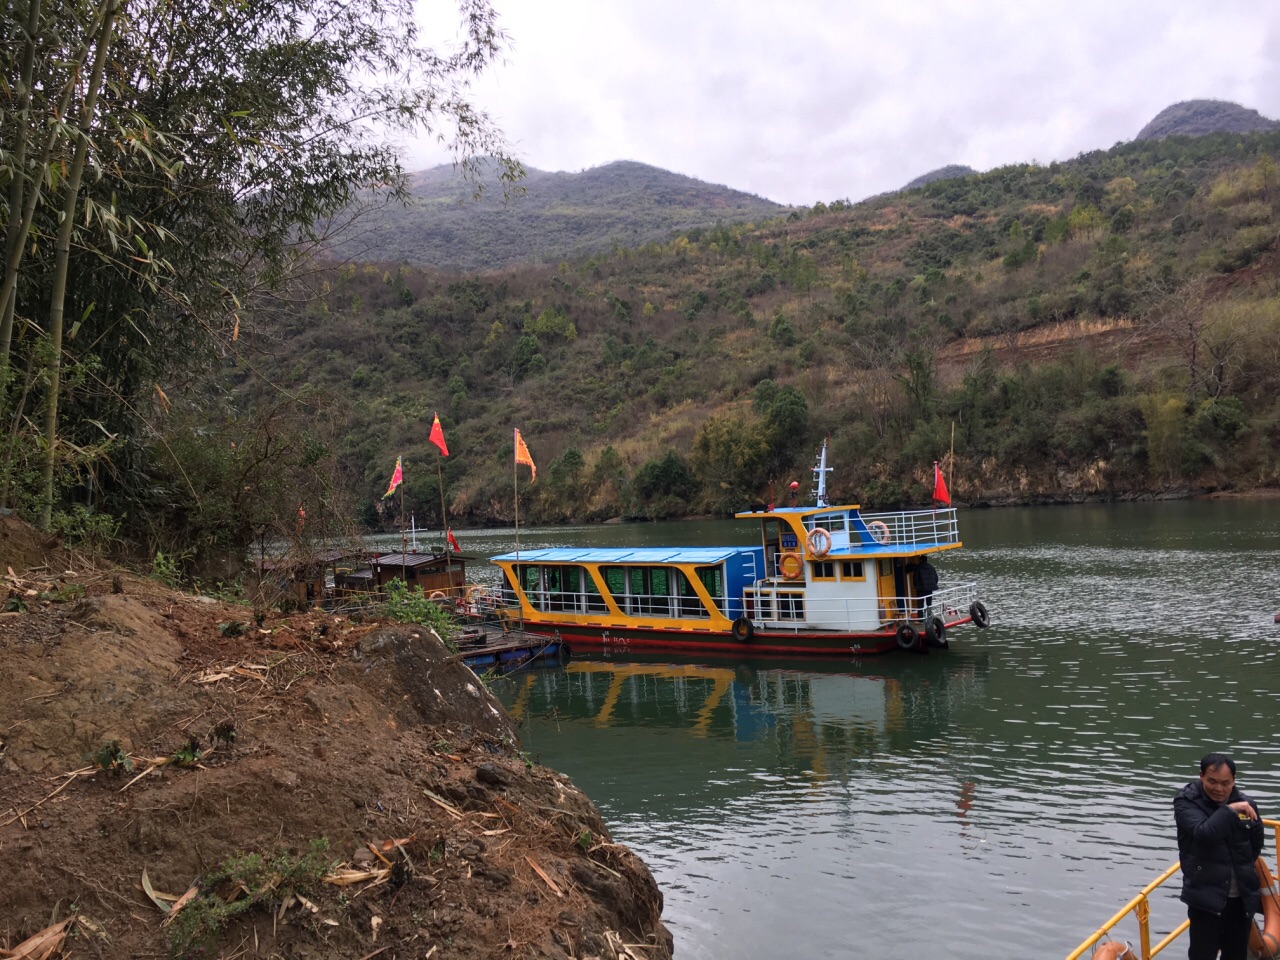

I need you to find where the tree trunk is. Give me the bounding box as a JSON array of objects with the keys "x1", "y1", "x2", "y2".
[{"x1": 38, "y1": 0, "x2": 119, "y2": 530}]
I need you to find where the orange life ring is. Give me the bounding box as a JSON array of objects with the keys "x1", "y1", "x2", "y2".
[
  {"x1": 1250, "y1": 857, "x2": 1280, "y2": 959},
  {"x1": 806, "y1": 527, "x2": 832, "y2": 558},
  {"x1": 429, "y1": 591, "x2": 447, "y2": 601},
  {"x1": 779, "y1": 553, "x2": 803, "y2": 581},
  {"x1": 1092, "y1": 942, "x2": 1137, "y2": 960},
  {"x1": 867, "y1": 520, "x2": 890, "y2": 544}
]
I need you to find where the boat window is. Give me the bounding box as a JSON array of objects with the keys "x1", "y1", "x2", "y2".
[
  {"x1": 674, "y1": 569, "x2": 709, "y2": 619},
  {"x1": 583, "y1": 569, "x2": 608, "y2": 614},
  {"x1": 878, "y1": 559, "x2": 893, "y2": 577},
  {"x1": 840, "y1": 560, "x2": 865, "y2": 581},
  {"x1": 810, "y1": 561, "x2": 835, "y2": 580},
  {"x1": 808, "y1": 513, "x2": 847, "y2": 533},
  {"x1": 777, "y1": 592, "x2": 805, "y2": 620},
  {"x1": 696, "y1": 566, "x2": 724, "y2": 615}
]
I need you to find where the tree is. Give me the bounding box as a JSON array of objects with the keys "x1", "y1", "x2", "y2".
[{"x1": 1, "y1": 0, "x2": 518, "y2": 531}]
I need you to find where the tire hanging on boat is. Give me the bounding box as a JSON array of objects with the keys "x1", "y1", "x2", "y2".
[
  {"x1": 1249, "y1": 857, "x2": 1280, "y2": 959},
  {"x1": 925, "y1": 616, "x2": 947, "y2": 648},
  {"x1": 969, "y1": 600, "x2": 991, "y2": 628},
  {"x1": 895, "y1": 622, "x2": 919, "y2": 651},
  {"x1": 806, "y1": 527, "x2": 832, "y2": 558},
  {"x1": 731, "y1": 616, "x2": 755, "y2": 642}
]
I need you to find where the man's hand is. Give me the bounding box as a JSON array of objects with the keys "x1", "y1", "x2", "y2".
[{"x1": 1228, "y1": 801, "x2": 1258, "y2": 820}]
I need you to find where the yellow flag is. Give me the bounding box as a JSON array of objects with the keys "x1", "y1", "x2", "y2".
[{"x1": 514, "y1": 428, "x2": 536, "y2": 481}]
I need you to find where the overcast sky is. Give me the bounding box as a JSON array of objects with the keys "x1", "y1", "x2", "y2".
[{"x1": 405, "y1": 1, "x2": 1280, "y2": 207}]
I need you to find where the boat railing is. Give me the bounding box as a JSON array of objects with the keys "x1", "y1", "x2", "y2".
[
  {"x1": 1065, "y1": 818, "x2": 1280, "y2": 960},
  {"x1": 854, "y1": 508, "x2": 960, "y2": 548},
  {"x1": 744, "y1": 581, "x2": 979, "y2": 630}
]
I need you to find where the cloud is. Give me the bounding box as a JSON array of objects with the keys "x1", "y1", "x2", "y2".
[{"x1": 403, "y1": 0, "x2": 1280, "y2": 206}]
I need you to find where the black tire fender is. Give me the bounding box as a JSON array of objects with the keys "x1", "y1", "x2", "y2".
[
  {"x1": 969, "y1": 600, "x2": 991, "y2": 629},
  {"x1": 895, "y1": 622, "x2": 919, "y2": 651},
  {"x1": 925, "y1": 616, "x2": 947, "y2": 648},
  {"x1": 732, "y1": 616, "x2": 755, "y2": 642}
]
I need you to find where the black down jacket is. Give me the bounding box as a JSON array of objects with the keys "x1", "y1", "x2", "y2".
[{"x1": 1174, "y1": 779, "x2": 1264, "y2": 914}]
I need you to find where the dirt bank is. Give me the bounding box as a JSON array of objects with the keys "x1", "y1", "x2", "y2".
[{"x1": 0, "y1": 533, "x2": 671, "y2": 959}]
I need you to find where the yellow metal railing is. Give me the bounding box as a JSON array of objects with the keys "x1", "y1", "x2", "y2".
[{"x1": 1066, "y1": 819, "x2": 1280, "y2": 960}]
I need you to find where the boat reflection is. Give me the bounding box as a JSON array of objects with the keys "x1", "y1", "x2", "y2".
[{"x1": 495, "y1": 651, "x2": 989, "y2": 788}]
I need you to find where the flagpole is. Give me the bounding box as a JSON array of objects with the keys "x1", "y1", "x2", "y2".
[
  {"x1": 399, "y1": 465, "x2": 407, "y2": 583},
  {"x1": 949, "y1": 420, "x2": 956, "y2": 503},
  {"x1": 513, "y1": 430, "x2": 522, "y2": 632},
  {"x1": 437, "y1": 453, "x2": 450, "y2": 580}
]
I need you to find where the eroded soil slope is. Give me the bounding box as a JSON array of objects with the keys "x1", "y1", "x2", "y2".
[{"x1": 0, "y1": 549, "x2": 671, "y2": 960}]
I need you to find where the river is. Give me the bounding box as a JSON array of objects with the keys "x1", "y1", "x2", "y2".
[{"x1": 452, "y1": 500, "x2": 1280, "y2": 959}]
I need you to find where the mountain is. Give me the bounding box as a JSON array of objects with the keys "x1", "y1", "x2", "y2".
[
  {"x1": 901, "y1": 164, "x2": 978, "y2": 191},
  {"x1": 327, "y1": 160, "x2": 786, "y2": 272},
  {"x1": 249, "y1": 128, "x2": 1280, "y2": 524},
  {"x1": 1136, "y1": 99, "x2": 1280, "y2": 141}
]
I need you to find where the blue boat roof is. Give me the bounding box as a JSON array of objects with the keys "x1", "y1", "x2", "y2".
[{"x1": 490, "y1": 547, "x2": 752, "y2": 565}]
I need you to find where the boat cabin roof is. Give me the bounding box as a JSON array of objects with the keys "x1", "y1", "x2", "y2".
[
  {"x1": 490, "y1": 547, "x2": 749, "y2": 565},
  {"x1": 734, "y1": 504, "x2": 859, "y2": 520}
]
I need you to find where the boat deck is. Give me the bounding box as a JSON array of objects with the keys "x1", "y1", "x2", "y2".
[{"x1": 453, "y1": 623, "x2": 567, "y2": 673}]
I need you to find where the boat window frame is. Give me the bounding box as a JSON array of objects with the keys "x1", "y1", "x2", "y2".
[
  {"x1": 840, "y1": 560, "x2": 866, "y2": 581},
  {"x1": 776, "y1": 591, "x2": 806, "y2": 620},
  {"x1": 807, "y1": 512, "x2": 848, "y2": 533},
  {"x1": 809, "y1": 560, "x2": 836, "y2": 581}
]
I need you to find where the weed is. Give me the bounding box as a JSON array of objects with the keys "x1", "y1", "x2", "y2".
[
  {"x1": 380, "y1": 580, "x2": 457, "y2": 638},
  {"x1": 211, "y1": 721, "x2": 237, "y2": 748},
  {"x1": 165, "y1": 839, "x2": 336, "y2": 958},
  {"x1": 151, "y1": 550, "x2": 188, "y2": 588},
  {"x1": 217, "y1": 620, "x2": 245, "y2": 637},
  {"x1": 5, "y1": 595, "x2": 26, "y2": 613},
  {"x1": 86, "y1": 739, "x2": 133, "y2": 774},
  {"x1": 39, "y1": 583, "x2": 86, "y2": 603},
  {"x1": 49, "y1": 505, "x2": 122, "y2": 555},
  {"x1": 577, "y1": 829, "x2": 593, "y2": 851},
  {"x1": 170, "y1": 736, "x2": 202, "y2": 766}
]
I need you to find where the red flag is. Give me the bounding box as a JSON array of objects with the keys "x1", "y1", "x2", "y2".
[
  {"x1": 447, "y1": 528, "x2": 461, "y2": 553},
  {"x1": 514, "y1": 428, "x2": 536, "y2": 481},
  {"x1": 382, "y1": 456, "x2": 403, "y2": 499},
  {"x1": 429, "y1": 413, "x2": 449, "y2": 457},
  {"x1": 932, "y1": 461, "x2": 951, "y2": 506}
]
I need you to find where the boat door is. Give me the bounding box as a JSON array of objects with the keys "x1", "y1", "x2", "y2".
[{"x1": 875, "y1": 558, "x2": 900, "y2": 622}]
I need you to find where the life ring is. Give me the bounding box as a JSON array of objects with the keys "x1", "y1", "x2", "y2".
[
  {"x1": 1092, "y1": 942, "x2": 1137, "y2": 960},
  {"x1": 867, "y1": 520, "x2": 890, "y2": 544},
  {"x1": 925, "y1": 616, "x2": 947, "y2": 648},
  {"x1": 806, "y1": 527, "x2": 832, "y2": 558},
  {"x1": 895, "y1": 622, "x2": 919, "y2": 651},
  {"x1": 429, "y1": 591, "x2": 447, "y2": 601},
  {"x1": 731, "y1": 616, "x2": 755, "y2": 642},
  {"x1": 779, "y1": 553, "x2": 803, "y2": 581},
  {"x1": 1250, "y1": 857, "x2": 1280, "y2": 959},
  {"x1": 969, "y1": 600, "x2": 991, "y2": 629}
]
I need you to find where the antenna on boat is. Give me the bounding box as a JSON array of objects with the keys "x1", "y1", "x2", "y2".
[{"x1": 811, "y1": 439, "x2": 831, "y2": 507}]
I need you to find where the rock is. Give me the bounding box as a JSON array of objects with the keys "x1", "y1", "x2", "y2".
[{"x1": 475, "y1": 761, "x2": 509, "y2": 787}]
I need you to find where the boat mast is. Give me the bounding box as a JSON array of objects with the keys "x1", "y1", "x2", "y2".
[{"x1": 811, "y1": 439, "x2": 831, "y2": 507}]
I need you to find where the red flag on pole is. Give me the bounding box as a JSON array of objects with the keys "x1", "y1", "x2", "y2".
[
  {"x1": 514, "y1": 428, "x2": 536, "y2": 481},
  {"x1": 429, "y1": 413, "x2": 449, "y2": 457},
  {"x1": 932, "y1": 461, "x2": 951, "y2": 506},
  {"x1": 447, "y1": 528, "x2": 461, "y2": 553},
  {"x1": 382, "y1": 456, "x2": 403, "y2": 499}
]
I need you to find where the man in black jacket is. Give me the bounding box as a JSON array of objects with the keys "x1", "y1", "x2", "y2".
[{"x1": 1174, "y1": 753, "x2": 1265, "y2": 960}]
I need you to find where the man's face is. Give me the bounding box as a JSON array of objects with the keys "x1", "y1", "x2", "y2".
[{"x1": 1201, "y1": 763, "x2": 1235, "y2": 804}]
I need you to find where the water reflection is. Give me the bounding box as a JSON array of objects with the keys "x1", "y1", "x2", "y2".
[{"x1": 485, "y1": 501, "x2": 1280, "y2": 959}]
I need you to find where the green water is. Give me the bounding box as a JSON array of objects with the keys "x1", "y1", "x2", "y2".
[{"x1": 461, "y1": 500, "x2": 1280, "y2": 959}]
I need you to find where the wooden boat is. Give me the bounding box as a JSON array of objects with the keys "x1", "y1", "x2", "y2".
[{"x1": 480, "y1": 443, "x2": 990, "y2": 657}]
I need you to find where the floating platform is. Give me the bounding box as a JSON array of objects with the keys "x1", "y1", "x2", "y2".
[{"x1": 453, "y1": 624, "x2": 568, "y2": 673}]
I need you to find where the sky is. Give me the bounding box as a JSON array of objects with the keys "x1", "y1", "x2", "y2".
[{"x1": 406, "y1": 0, "x2": 1280, "y2": 207}]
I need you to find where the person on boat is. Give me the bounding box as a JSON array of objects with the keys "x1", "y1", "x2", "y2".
[
  {"x1": 910, "y1": 555, "x2": 939, "y2": 617},
  {"x1": 1173, "y1": 752, "x2": 1264, "y2": 960}
]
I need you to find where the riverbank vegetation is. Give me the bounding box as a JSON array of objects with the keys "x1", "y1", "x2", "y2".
[{"x1": 244, "y1": 132, "x2": 1280, "y2": 531}]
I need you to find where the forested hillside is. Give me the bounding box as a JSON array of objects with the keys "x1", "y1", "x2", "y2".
[
  {"x1": 231, "y1": 130, "x2": 1280, "y2": 531},
  {"x1": 325, "y1": 160, "x2": 785, "y2": 272}
]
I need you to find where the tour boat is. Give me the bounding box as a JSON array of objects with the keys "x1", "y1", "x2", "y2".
[{"x1": 479, "y1": 443, "x2": 990, "y2": 657}]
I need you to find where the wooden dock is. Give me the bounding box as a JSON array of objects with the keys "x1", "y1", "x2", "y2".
[{"x1": 453, "y1": 623, "x2": 567, "y2": 673}]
